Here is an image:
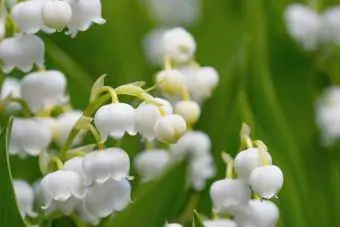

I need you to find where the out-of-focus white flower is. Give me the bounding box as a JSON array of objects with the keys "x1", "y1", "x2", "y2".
[
  {"x1": 42, "y1": 0, "x2": 72, "y2": 31},
  {"x1": 82, "y1": 148, "x2": 130, "y2": 185},
  {"x1": 84, "y1": 178, "x2": 131, "y2": 218},
  {"x1": 162, "y1": 27, "x2": 196, "y2": 63},
  {"x1": 10, "y1": 118, "x2": 52, "y2": 157},
  {"x1": 204, "y1": 219, "x2": 237, "y2": 227},
  {"x1": 54, "y1": 111, "x2": 84, "y2": 146},
  {"x1": 11, "y1": 0, "x2": 54, "y2": 34},
  {"x1": 170, "y1": 130, "x2": 211, "y2": 158},
  {"x1": 165, "y1": 223, "x2": 183, "y2": 227},
  {"x1": 153, "y1": 114, "x2": 187, "y2": 143},
  {"x1": 175, "y1": 100, "x2": 201, "y2": 125},
  {"x1": 284, "y1": 3, "x2": 321, "y2": 50},
  {"x1": 316, "y1": 86, "x2": 340, "y2": 145},
  {"x1": 13, "y1": 180, "x2": 37, "y2": 218},
  {"x1": 234, "y1": 148, "x2": 272, "y2": 182},
  {"x1": 190, "y1": 154, "x2": 215, "y2": 190},
  {"x1": 0, "y1": 35, "x2": 45, "y2": 73},
  {"x1": 142, "y1": 28, "x2": 167, "y2": 66},
  {"x1": 249, "y1": 165, "x2": 284, "y2": 199},
  {"x1": 66, "y1": 0, "x2": 106, "y2": 38},
  {"x1": 143, "y1": 0, "x2": 201, "y2": 26},
  {"x1": 210, "y1": 179, "x2": 251, "y2": 213},
  {"x1": 0, "y1": 77, "x2": 21, "y2": 112},
  {"x1": 321, "y1": 7, "x2": 340, "y2": 45},
  {"x1": 234, "y1": 200, "x2": 279, "y2": 227},
  {"x1": 94, "y1": 103, "x2": 136, "y2": 141},
  {"x1": 40, "y1": 170, "x2": 85, "y2": 215},
  {"x1": 156, "y1": 69, "x2": 185, "y2": 95},
  {"x1": 20, "y1": 70, "x2": 67, "y2": 113},
  {"x1": 134, "y1": 149, "x2": 170, "y2": 182},
  {"x1": 136, "y1": 98, "x2": 173, "y2": 141},
  {"x1": 180, "y1": 66, "x2": 219, "y2": 103}
]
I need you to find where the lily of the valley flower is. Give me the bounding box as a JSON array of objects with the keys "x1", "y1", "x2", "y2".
[
  {"x1": 94, "y1": 103, "x2": 136, "y2": 141},
  {"x1": 0, "y1": 35, "x2": 45, "y2": 73},
  {"x1": 40, "y1": 170, "x2": 85, "y2": 215},
  {"x1": 20, "y1": 70, "x2": 67, "y2": 113},
  {"x1": 82, "y1": 148, "x2": 130, "y2": 185},
  {"x1": 13, "y1": 180, "x2": 38, "y2": 218},
  {"x1": 153, "y1": 114, "x2": 187, "y2": 143},
  {"x1": 204, "y1": 219, "x2": 237, "y2": 227},
  {"x1": 54, "y1": 111, "x2": 84, "y2": 146},
  {"x1": 175, "y1": 100, "x2": 201, "y2": 125},
  {"x1": 42, "y1": 0, "x2": 73, "y2": 31}
]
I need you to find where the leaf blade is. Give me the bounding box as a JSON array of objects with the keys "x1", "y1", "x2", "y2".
[{"x1": 192, "y1": 210, "x2": 205, "y2": 227}]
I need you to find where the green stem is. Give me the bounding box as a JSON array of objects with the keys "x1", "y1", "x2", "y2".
[
  {"x1": 177, "y1": 192, "x2": 200, "y2": 225},
  {"x1": 89, "y1": 124, "x2": 105, "y2": 150},
  {"x1": 0, "y1": 98, "x2": 32, "y2": 117},
  {"x1": 51, "y1": 157, "x2": 64, "y2": 170}
]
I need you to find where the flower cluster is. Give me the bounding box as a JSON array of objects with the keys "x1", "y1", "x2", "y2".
[
  {"x1": 2, "y1": 25, "x2": 220, "y2": 225},
  {"x1": 207, "y1": 124, "x2": 284, "y2": 227},
  {"x1": 284, "y1": 3, "x2": 340, "y2": 51}
]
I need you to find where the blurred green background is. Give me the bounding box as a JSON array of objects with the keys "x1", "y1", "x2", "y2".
[{"x1": 11, "y1": 0, "x2": 340, "y2": 226}]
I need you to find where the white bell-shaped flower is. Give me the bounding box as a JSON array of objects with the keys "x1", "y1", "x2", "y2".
[
  {"x1": 40, "y1": 170, "x2": 85, "y2": 215},
  {"x1": 234, "y1": 200, "x2": 279, "y2": 227},
  {"x1": 204, "y1": 219, "x2": 237, "y2": 227},
  {"x1": 0, "y1": 77, "x2": 21, "y2": 112},
  {"x1": 21, "y1": 70, "x2": 67, "y2": 113},
  {"x1": 234, "y1": 148, "x2": 272, "y2": 182},
  {"x1": 54, "y1": 111, "x2": 84, "y2": 146},
  {"x1": 66, "y1": 0, "x2": 106, "y2": 38},
  {"x1": 0, "y1": 35, "x2": 45, "y2": 73},
  {"x1": 10, "y1": 118, "x2": 52, "y2": 157},
  {"x1": 134, "y1": 149, "x2": 170, "y2": 182},
  {"x1": 135, "y1": 98, "x2": 173, "y2": 141},
  {"x1": 175, "y1": 100, "x2": 201, "y2": 125},
  {"x1": 11, "y1": 0, "x2": 54, "y2": 34},
  {"x1": 165, "y1": 224, "x2": 183, "y2": 227},
  {"x1": 84, "y1": 178, "x2": 131, "y2": 218},
  {"x1": 82, "y1": 148, "x2": 130, "y2": 185},
  {"x1": 162, "y1": 27, "x2": 196, "y2": 62},
  {"x1": 94, "y1": 103, "x2": 136, "y2": 141},
  {"x1": 42, "y1": 0, "x2": 72, "y2": 31},
  {"x1": 76, "y1": 203, "x2": 100, "y2": 225},
  {"x1": 142, "y1": 28, "x2": 166, "y2": 66},
  {"x1": 153, "y1": 114, "x2": 187, "y2": 143},
  {"x1": 13, "y1": 180, "x2": 38, "y2": 218},
  {"x1": 156, "y1": 69, "x2": 185, "y2": 95},
  {"x1": 284, "y1": 3, "x2": 321, "y2": 51},
  {"x1": 170, "y1": 130, "x2": 211, "y2": 159},
  {"x1": 190, "y1": 154, "x2": 215, "y2": 190},
  {"x1": 321, "y1": 7, "x2": 340, "y2": 45},
  {"x1": 210, "y1": 179, "x2": 251, "y2": 213},
  {"x1": 180, "y1": 66, "x2": 219, "y2": 103},
  {"x1": 249, "y1": 165, "x2": 284, "y2": 199}
]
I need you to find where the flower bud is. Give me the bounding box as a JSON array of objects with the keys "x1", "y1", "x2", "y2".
[
  {"x1": 234, "y1": 148, "x2": 272, "y2": 182},
  {"x1": 210, "y1": 179, "x2": 251, "y2": 213},
  {"x1": 175, "y1": 100, "x2": 200, "y2": 125},
  {"x1": 249, "y1": 165, "x2": 284, "y2": 199},
  {"x1": 0, "y1": 35, "x2": 45, "y2": 73},
  {"x1": 40, "y1": 170, "x2": 85, "y2": 215},
  {"x1": 10, "y1": 118, "x2": 52, "y2": 157},
  {"x1": 82, "y1": 148, "x2": 130, "y2": 185},
  {"x1": 42, "y1": 0, "x2": 72, "y2": 30},
  {"x1": 204, "y1": 219, "x2": 237, "y2": 227},
  {"x1": 135, "y1": 98, "x2": 173, "y2": 141},
  {"x1": 156, "y1": 69, "x2": 185, "y2": 94},
  {"x1": 153, "y1": 114, "x2": 187, "y2": 143},
  {"x1": 94, "y1": 103, "x2": 136, "y2": 141},
  {"x1": 134, "y1": 149, "x2": 170, "y2": 182},
  {"x1": 13, "y1": 180, "x2": 37, "y2": 218},
  {"x1": 162, "y1": 27, "x2": 196, "y2": 62},
  {"x1": 20, "y1": 70, "x2": 67, "y2": 113},
  {"x1": 84, "y1": 178, "x2": 131, "y2": 218}
]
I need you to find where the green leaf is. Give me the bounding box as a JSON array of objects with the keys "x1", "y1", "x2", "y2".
[
  {"x1": 0, "y1": 118, "x2": 26, "y2": 227},
  {"x1": 90, "y1": 74, "x2": 107, "y2": 102},
  {"x1": 104, "y1": 159, "x2": 187, "y2": 227},
  {"x1": 192, "y1": 210, "x2": 205, "y2": 227}
]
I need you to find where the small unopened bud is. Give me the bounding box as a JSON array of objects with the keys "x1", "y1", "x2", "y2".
[
  {"x1": 175, "y1": 100, "x2": 201, "y2": 125},
  {"x1": 156, "y1": 69, "x2": 185, "y2": 94},
  {"x1": 153, "y1": 114, "x2": 187, "y2": 143}
]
